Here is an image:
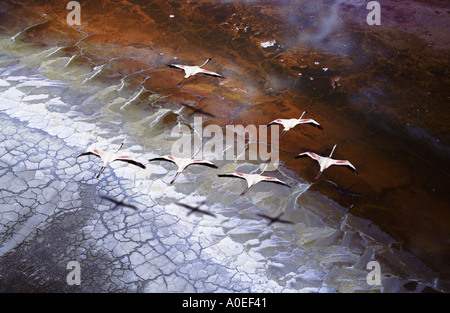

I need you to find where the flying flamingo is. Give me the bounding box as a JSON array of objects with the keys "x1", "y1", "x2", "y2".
[
  {"x1": 256, "y1": 212, "x2": 294, "y2": 226},
  {"x1": 175, "y1": 201, "x2": 216, "y2": 218},
  {"x1": 218, "y1": 165, "x2": 291, "y2": 195},
  {"x1": 77, "y1": 143, "x2": 146, "y2": 178},
  {"x1": 167, "y1": 58, "x2": 225, "y2": 84},
  {"x1": 295, "y1": 144, "x2": 358, "y2": 180},
  {"x1": 148, "y1": 150, "x2": 218, "y2": 184},
  {"x1": 267, "y1": 111, "x2": 323, "y2": 138}
]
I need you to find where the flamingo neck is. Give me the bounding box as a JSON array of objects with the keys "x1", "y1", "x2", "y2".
[
  {"x1": 199, "y1": 58, "x2": 210, "y2": 68},
  {"x1": 192, "y1": 147, "x2": 201, "y2": 158},
  {"x1": 329, "y1": 144, "x2": 337, "y2": 158},
  {"x1": 260, "y1": 163, "x2": 269, "y2": 174},
  {"x1": 299, "y1": 111, "x2": 307, "y2": 120}
]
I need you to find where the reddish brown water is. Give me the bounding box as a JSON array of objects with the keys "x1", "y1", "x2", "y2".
[{"x1": 2, "y1": 0, "x2": 449, "y2": 278}]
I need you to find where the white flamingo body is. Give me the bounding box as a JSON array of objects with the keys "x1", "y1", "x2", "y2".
[
  {"x1": 218, "y1": 172, "x2": 290, "y2": 195},
  {"x1": 295, "y1": 144, "x2": 358, "y2": 180},
  {"x1": 271, "y1": 117, "x2": 322, "y2": 131},
  {"x1": 168, "y1": 58, "x2": 225, "y2": 79},
  {"x1": 267, "y1": 111, "x2": 322, "y2": 137},
  {"x1": 148, "y1": 155, "x2": 218, "y2": 184},
  {"x1": 77, "y1": 144, "x2": 146, "y2": 178}
]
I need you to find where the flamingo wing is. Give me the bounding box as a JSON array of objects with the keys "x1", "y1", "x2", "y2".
[
  {"x1": 218, "y1": 172, "x2": 247, "y2": 180},
  {"x1": 298, "y1": 118, "x2": 323, "y2": 130},
  {"x1": 198, "y1": 69, "x2": 225, "y2": 78},
  {"x1": 295, "y1": 151, "x2": 322, "y2": 162},
  {"x1": 266, "y1": 119, "x2": 285, "y2": 127},
  {"x1": 77, "y1": 149, "x2": 102, "y2": 159},
  {"x1": 330, "y1": 159, "x2": 359, "y2": 174},
  {"x1": 148, "y1": 155, "x2": 177, "y2": 165},
  {"x1": 167, "y1": 64, "x2": 186, "y2": 71},
  {"x1": 114, "y1": 156, "x2": 146, "y2": 169},
  {"x1": 189, "y1": 159, "x2": 218, "y2": 169},
  {"x1": 259, "y1": 176, "x2": 291, "y2": 188}
]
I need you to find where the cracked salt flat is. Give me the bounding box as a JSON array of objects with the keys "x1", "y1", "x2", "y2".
[
  {"x1": 0, "y1": 99, "x2": 284, "y2": 291},
  {"x1": 0, "y1": 47, "x2": 441, "y2": 293},
  {"x1": 0, "y1": 79, "x2": 10, "y2": 87}
]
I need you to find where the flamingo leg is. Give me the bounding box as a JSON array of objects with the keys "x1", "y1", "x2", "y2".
[
  {"x1": 170, "y1": 172, "x2": 182, "y2": 184},
  {"x1": 177, "y1": 77, "x2": 187, "y2": 87},
  {"x1": 240, "y1": 186, "x2": 250, "y2": 196},
  {"x1": 315, "y1": 171, "x2": 322, "y2": 180},
  {"x1": 97, "y1": 166, "x2": 106, "y2": 178}
]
